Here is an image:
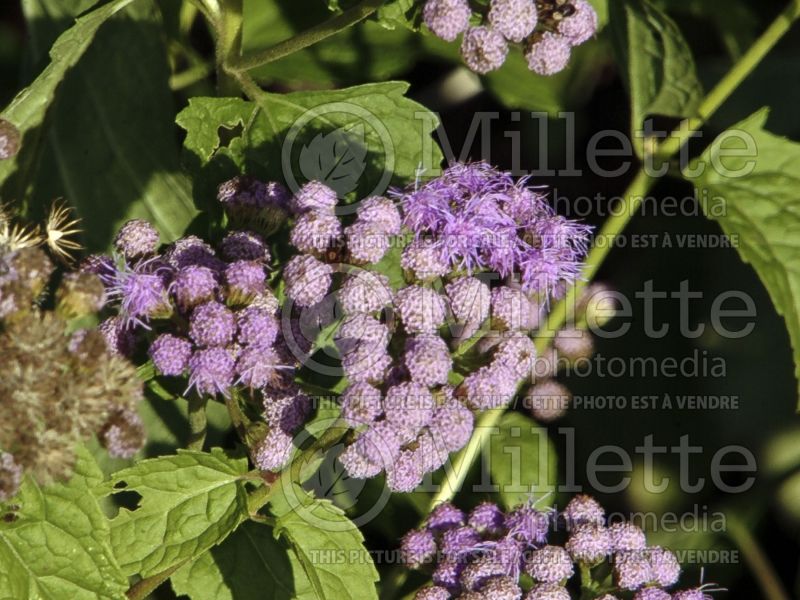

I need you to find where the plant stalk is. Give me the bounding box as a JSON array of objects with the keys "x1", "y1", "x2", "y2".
[{"x1": 186, "y1": 396, "x2": 208, "y2": 451}]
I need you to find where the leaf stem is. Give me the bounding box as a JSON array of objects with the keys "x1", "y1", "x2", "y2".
[
  {"x1": 727, "y1": 516, "x2": 790, "y2": 600},
  {"x1": 226, "y1": 0, "x2": 386, "y2": 73},
  {"x1": 186, "y1": 395, "x2": 208, "y2": 450},
  {"x1": 125, "y1": 560, "x2": 187, "y2": 600},
  {"x1": 420, "y1": 0, "x2": 800, "y2": 516},
  {"x1": 215, "y1": 0, "x2": 243, "y2": 96}
]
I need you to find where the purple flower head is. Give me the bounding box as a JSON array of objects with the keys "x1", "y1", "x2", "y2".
[
  {"x1": 172, "y1": 265, "x2": 218, "y2": 310},
  {"x1": 218, "y1": 175, "x2": 262, "y2": 208},
  {"x1": 109, "y1": 258, "x2": 173, "y2": 328},
  {"x1": 428, "y1": 400, "x2": 475, "y2": 452},
  {"x1": 647, "y1": 546, "x2": 681, "y2": 587},
  {"x1": 615, "y1": 551, "x2": 653, "y2": 591},
  {"x1": 524, "y1": 583, "x2": 570, "y2": 600},
  {"x1": 414, "y1": 429, "x2": 450, "y2": 473},
  {"x1": 505, "y1": 505, "x2": 551, "y2": 546},
  {"x1": 493, "y1": 332, "x2": 536, "y2": 381},
  {"x1": 563, "y1": 494, "x2": 605, "y2": 528},
  {"x1": 489, "y1": 0, "x2": 538, "y2": 43},
  {"x1": 609, "y1": 522, "x2": 647, "y2": 552},
  {"x1": 554, "y1": 326, "x2": 595, "y2": 362},
  {"x1": 187, "y1": 347, "x2": 235, "y2": 396},
  {"x1": 149, "y1": 333, "x2": 192, "y2": 376},
  {"x1": 461, "y1": 364, "x2": 518, "y2": 410},
  {"x1": 441, "y1": 525, "x2": 481, "y2": 560},
  {"x1": 336, "y1": 313, "x2": 390, "y2": 354},
  {"x1": 460, "y1": 554, "x2": 508, "y2": 591},
  {"x1": 345, "y1": 221, "x2": 390, "y2": 265},
  {"x1": 491, "y1": 286, "x2": 536, "y2": 331},
  {"x1": 404, "y1": 334, "x2": 452, "y2": 387},
  {"x1": 429, "y1": 399, "x2": 474, "y2": 453},
  {"x1": 344, "y1": 420, "x2": 405, "y2": 476},
  {"x1": 477, "y1": 535, "x2": 526, "y2": 580},
  {"x1": 225, "y1": 260, "x2": 266, "y2": 304},
  {"x1": 525, "y1": 32, "x2": 572, "y2": 76},
  {"x1": 236, "y1": 305, "x2": 279, "y2": 347},
  {"x1": 414, "y1": 586, "x2": 449, "y2": 600},
  {"x1": 446, "y1": 276, "x2": 490, "y2": 334},
  {"x1": 557, "y1": 0, "x2": 598, "y2": 46},
  {"x1": 525, "y1": 380, "x2": 572, "y2": 423},
  {"x1": 401, "y1": 528, "x2": 437, "y2": 568},
  {"x1": 236, "y1": 345, "x2": 284, "y2": 388},
  {"x1": 479, "y1": 575, "x2": 523, "y2": 600},
  {"x1": 165, "y1": 236, "x2": 225, "y2": 272},
  {"x1": 290, "y1": 210, "x2": 342, "y2": 255},
  {"x1": 356, "y1": 196, "x2": 402, "y2": 235},
  {"x1": 383, "y1": 381, "x2": 436, "y2": 432},
  {"x1": 284, "y1": 254, "x2": 332, "y2": 308},
  {"x1": 220, "y1": 230, "x2": 271, "y2": 263},
  {"x1": 468, "y1": 501, "x2": 505, "y2": 535},
  {"x1": 98, "y1": 316, "x2": 136, "y2": 357},
  {"x1": 671, "y1": 589, "x2": 716, "y2": 600},
  {"x1": 423, "y1": 0, "x2": 471, "y2": 42},
  {"x1": 190, "y1": 301, "x2": 236, "y2": 347},
  {"x1": 340, "y1": 382, "x2": 383, "y2": 427},
  {"x1": 254, "y1": 429, "x2": 294, "y2": 471},
  {"x1": 501, "y1": 184, "x2": 552, "y2": 225},
  {"x1": 401, "y1": 239, "x2": 450, "y2": 281},
  {"x1": 525, "y1": 545, "x2": 574, "y2": 583},
  {"x1": 386, "y1": 448, "x2": 425, "y2": 492},
  {"x1": 79, "y1": 254, "x2": 116, "y2": 285},
  {"x1": 338, "y1": 271, "x2": 392, "y2": 315},
  {"x1": 114, "y1": 219, "x2": 159, "y2": 259},
  {"x1": 433, "y1": 558, "x2": 466, "y2": 592},
  {"x1": 427, "y1": 502, "x2": 466, "y2": 532},
  {"x1": 262, "y1": 384, "x2": 311, "y2": 434},
  {"x1": 342, "y1": 344, "x2": 392, "y2": 384},
  {"x1": 100, "y1": 408, "x2": 146, "y2": 459},
  {"x1": 291, "y1": 181, "x2": 338, "y2": 213},
  {"x1": 461, "y1": 26, "x2": 509, "y2": 74},
  {"x1": 633, "y1": 589, "x2": 671, "y2": 600},
  {"x1": 395, "y1": 285, "x2": 448, "y2": 334},
  {"x1": 565, "y1": 524, "x2": 612, "y2": 564}
]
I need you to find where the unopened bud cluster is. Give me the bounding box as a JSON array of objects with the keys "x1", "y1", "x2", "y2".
[
  {"x1": 404, "y1": 495, "x2": 713, "y2": 599},
  {"x1": 422, "y1": 0, "x2": 598, "y2": 75}
]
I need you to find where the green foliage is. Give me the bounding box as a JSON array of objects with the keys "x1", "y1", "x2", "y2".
[
  {"x1": 687, "y1": 108, "x2": 800, "y2": 401},
  {"x1": 106, "y1": 448, "x2": 250, "y2": 577},
  {"x1": 2, "y1": 0, "x2": 197, "y2": 249},
  {"x1": 268, "y1": 484, "x2": 380, "y2": 600},
  {"x1": 242, "y1": 0, "x2": 418, "y2": 86},
  {"x1": 489, "y1": 412, "x2": 557, "y2": 509},
  {"x1": 171, "y1": 521, "x2": 300, "y2": 600},
  {"x1": 609, "y1": 0, "x2": 702, "y2": 142},
  {"x1": 176, "y1": 82, "x2": 443, "y2": 202},
  {"x1": 0, "y1": 446, "x2": 127, "y2": 600}
]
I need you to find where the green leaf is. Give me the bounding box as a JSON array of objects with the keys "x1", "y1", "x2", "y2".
[
  {"x1": 609, "y1": 0, "x2": 702, "y2": 139},
  {"x1": 268, "y1": 484, "x2": 379, "y2": 600},
  {"x1": 4, "y1": 0, "x2": 197, "y2": 249},
  {"x1": 242, "y1": 1, "x2": 418, "y2": 86},
  {"x1": 171, "y1": 521, "x2": 299, "y2": 600},
  {"x1": 686, "y1": 108, "x2": 800, "y2": 402},
  {"x1": 107, "y1": 449, "x2": 250, "y2": 577},
  {"x1": 0, "y1": 446, "x2": 127, "y2": 600},
  {"x1": 489, "y1": 412, "x2": 557, "y2": 509},
  {"x1": 0, "y1": 0, "x2": 136, "y2": 190},
  {"x1": 176, "y1": 83, "x2": 443, "y2": 200}
]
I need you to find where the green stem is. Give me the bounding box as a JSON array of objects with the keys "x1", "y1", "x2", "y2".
[
  {"x1": 728, "y1": 517, "x2": 790, "y2": 600},
  {"x1": 125, "y1": 560, "x2": 187, "y2": 600},
  {"x1": 226, "y1": 0, "x2": 386, "y2": 73},
  {"x1": 418, "y1": 0, "x2": 800, "y2": 517},
  {"x1": 170, "y1": 62, "x2": 213, "y2": 91},
  {"x1": 187, "y1": 396, "x2": 208, "y2": 451},
  {"x1": 215, "y1": 0, "x2": 243, "y2": 96}
]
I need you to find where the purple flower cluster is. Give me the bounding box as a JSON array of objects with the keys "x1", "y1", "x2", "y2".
[
  {"x1": 404, "y1": 496, "x2": 695, "y2": 600},
  {"x1": 422, "y1": 0, "x2": 597, "y2": 75},
  {"x1": 397, "y1": 162, "x2": 591, "y2": 297}
]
